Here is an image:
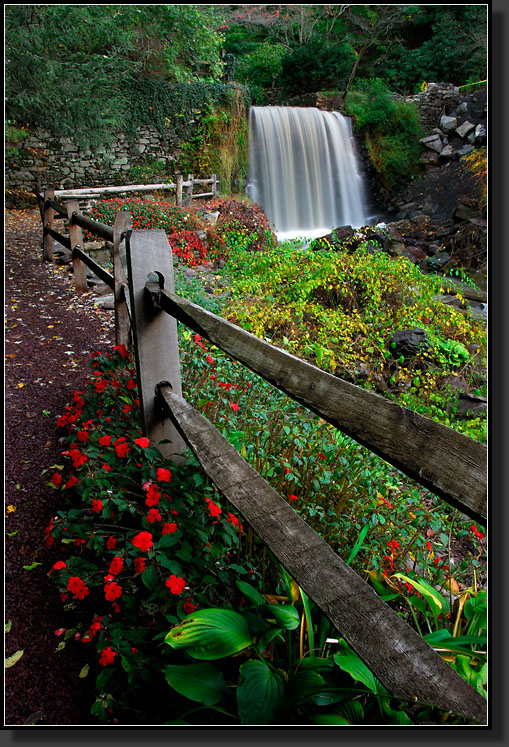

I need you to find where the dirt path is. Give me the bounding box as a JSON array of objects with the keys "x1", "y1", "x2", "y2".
[{"x1": 5, "y1": 210, "x2": 115, "y2": 725}]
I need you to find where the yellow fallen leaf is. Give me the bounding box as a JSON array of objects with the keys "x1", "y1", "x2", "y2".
[
  {"x1": 7, "y1": 505, "x2": 16, "y2": 513},
  {"x1": 17, "y1": 382, "x2": 25, "y2": 388},
  {"x1": 5, "y1": 650, "x2": 24, "y2": 668}
]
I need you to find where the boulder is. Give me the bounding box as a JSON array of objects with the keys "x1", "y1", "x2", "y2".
[
  {"x1": 419, "y1": 134, "x2": 443, "y2": 153},
  {"x1": 440, "y1": 115, "x2": 458, "y2": 132},
  {"x1": 455, "y1": 120, "x2": 475, "y2": 138},
  {"x1": 389, "y1": 328, "x2": 431, "y2": 358}
]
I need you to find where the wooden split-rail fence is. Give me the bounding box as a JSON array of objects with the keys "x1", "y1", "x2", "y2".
[{"x1": 35, "y1": 183, "x2": 487, "y2": 725}]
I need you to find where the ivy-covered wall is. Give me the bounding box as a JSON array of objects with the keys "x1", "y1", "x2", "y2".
[{"x1": 6, "y1": 81, "x2": 251, "y2": 206}]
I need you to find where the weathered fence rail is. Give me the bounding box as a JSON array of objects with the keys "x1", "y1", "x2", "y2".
[{"x1": 37, "y1": 190, "x2": 488, "y2": 724}]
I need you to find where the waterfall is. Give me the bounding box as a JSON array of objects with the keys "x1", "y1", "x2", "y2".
[{"x1": 248, "y1": 106, "x2": 368, "y2": 240}]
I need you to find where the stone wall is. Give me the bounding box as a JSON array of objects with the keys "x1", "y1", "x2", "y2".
[
  {"x1": 401, "y1": 82, "x2": 461, "y2": 130},
  {"x1": 5, "y1": 124, "x2": 181, "y2": 195}
]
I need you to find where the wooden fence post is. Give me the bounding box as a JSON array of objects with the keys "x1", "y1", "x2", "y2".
[
  {"x1": 66, "y1": 199, "x2": 88, "y2": 292},
  {"x1": 113, "y1": 211, "x2": 132, "y2": 348},
  {"x1": 185, "y1": 173, "x2": 194, "y2": 207},
  {"x1": 211, "y1": 174, "x2": 218, "y2": 199},
  {"x1": 43, "y1": 188, "x2": 56, "y2": 261},
  {"x1": 125, "y1": 228, "x2": 187, "y2": 463},
  {"x1": 175, "y1": 173, "x2": 183, "y2": 207}
]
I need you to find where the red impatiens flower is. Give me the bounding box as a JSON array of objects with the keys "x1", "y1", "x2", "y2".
[
  {"x1": 133, "y1": 557, "x2": 146, "y2": 574},
  {"x1": 49, "y1": 560, "x2": 67, "y2": 574},
  {"x1": 165, "y1": 575, "x2": 186, "y2": 595},
  {"x1": 65, "y1": 475, "x2": 79, "y2": 490},
  {"x1": 67, "y1": 576, "x2": 89, "y2": 600},
  {"x1": 183, "y1": 599, "x2": 198, "y2": 615},
  {"x1": 226, "y1": 512, "x2": 244, "y2": 532},
  {"x1": 205, "y1": 497, "x2": 222, "y2": 518},
  {"x1": 106, "y1": 536, "x2": 117, "y2": 550},
  {"x1": 51, "y1": 473, "x2": 63, "y2": 487},
  {"x1": 131, "y1": 531, "x2": 153, "y2": 552},
  {"x1": 144, "y1": 483, "x2": 161, "y2": 507},
  {"x1": 98, "y1": 647, "x2": 116, "y2": 666},
  {"x1": 229, "y1": 402, "x2": 240, "y2": 411},
  {"x1": 108, "y1": 556, "x2": 124, "y2": 576},
  {"x1": 91, "y1": 499, "x2": 103, "y2": 514},
  {"x1": 194, "y1": 334, "x2": 207, "y2": 350},
  {"x1": 288, "y1": 494, "x2": 299, "y2": 503},
  {"x1": 156, "y1": 467, "x2": 172, "y2": 482},
  {"x1": 470, "y1": 524, "x2": 485, "y2": 541},
  {"x1": 135, "y1": 437, "x2": 150, "y2": 449},
  {"x1": 146, "y1": 507, "x2": 162, "y2": 524},
  {"x1": 114, "y1": 438, "x2": 130, "y2": 458},
  {"x1": 99, "y1": 435, "x2": 112, "y2": 447},
  {"x1": 104, "y1": 581, "x2": 123, "y2": 602},
  {"x1": 113, "y1": 344, "x2": 130, "y2": 358},
  {"x1": 77, "y1": 430, "x2": 89, "y2": 443},
  {"x1": 66, "y1": 448, "x2": 88, "y2": 468},
  {"x1": 162, "y1": 522, "x2": 178, "y2": 535}
]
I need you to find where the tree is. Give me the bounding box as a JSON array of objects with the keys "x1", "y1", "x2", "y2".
[{"x1": 5, "y1": 5, "x2": 225, "y2": 146}]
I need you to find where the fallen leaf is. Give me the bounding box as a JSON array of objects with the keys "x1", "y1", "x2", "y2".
[
  {"x1": 5, "y1": 650, "x2": 24, "y2": 668},
  {"x1": 17, "y1": 382, "x2": 25, "y2": 388}
]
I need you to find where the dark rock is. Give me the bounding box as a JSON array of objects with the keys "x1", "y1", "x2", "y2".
[
  {"x1": 402, "y1": 245, "x2": 427, "y2": 264},
  {"x1": 389, "y1": 328, "x2": 431, "y2": 358},
  {"x1": 455, "y1": 393, "x2": 487, "y2": 418},
  {"x1": 427, "y1": 251, "x2": 451, "y2": 270}
]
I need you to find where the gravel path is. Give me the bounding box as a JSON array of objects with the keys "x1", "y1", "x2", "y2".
[{"x1": 5, "y1": 209, "x2": 115, "y2": 725}]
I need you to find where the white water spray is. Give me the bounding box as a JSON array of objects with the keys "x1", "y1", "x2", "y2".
[{"x1": 248, "y1": 106, "x2": 368, "y2": 240}]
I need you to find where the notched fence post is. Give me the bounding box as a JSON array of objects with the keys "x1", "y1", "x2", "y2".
[{"x1": 125, "y1": 228, "x2": 187, "y2": 463}]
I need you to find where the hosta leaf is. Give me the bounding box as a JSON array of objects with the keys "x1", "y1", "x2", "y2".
[
  {"x1": 164, "y1": 608, "x2": 252, "y2": 660},
  {"x1": 237, "y1": 659, "x2": 284, "y2": 725},
  {"x1": 164, "y1": 662, "x2": 226, "y2": 706},
  {"x1": 260, "y1": 603, "x2": 300, "y2": 630},
  {"x1": 310, "y1": 713, "x2": 350, "y2": 725}
]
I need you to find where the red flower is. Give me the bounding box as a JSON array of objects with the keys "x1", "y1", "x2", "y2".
[
  {"x1": 288, "y1": 494, "x2": 299, "y2": 503},
  {"x1": 183, "y1": 599, "x2": 198, "y2": 615},
  {"x1": 470, "y1": 525, "x2": 484, "y2": 541},
  {"x1": 162, "y1": 522, "x2": 178, "y2": 535},
  {"x1": 127, "y1": 378, "x2": 137, "y2": 390},
  {"x1": 99, "y1": 435, "x2": 112, "y2": 447},
  {"x1": 66, "y1": 449, "x2": 88, "y2": 468},
  {"x1": 102, "y1": 463, "x2": 111, "y2": 472},
  {"x1": 229, "y1": 402, "x2": 240, "y2": 411},
  {"x1": 108, "y1": 556, "x2": 124, "y2": 575},
  {"x1": 104, "y1": 581, "x2": 123, "y2": 601},
  {"x1": 131, "y1": 531, "x2": 153, "y2": 552},
  {"x1": 146, "y1": 507, "x2": 162, "y2": 524},
  {"x1": 156, "y1": 468, "x2": 172, "y2": 482},
  {"x1": 205, "y1": 497, "x2": 222, "y2": 518},
  {"x1": 144, "y1": 483, "x2": 161, "y2": 507},
  {"x1": 91, "y1": 499, "x2": 103, "y2": 514},
  {"x1": 67, "y1": 576, "x2": 89, "y2": 600},
  {"x1": 135, "y1": 437, "x2": 150, "y2": 449},
  {"x1": 226, "y1": 512, "x2": 244, "y2": 532},
  {"x1": 194, "y1": 334, "x2": 207, "y2": 350},
  {"x1": 51, "y1": 473, "x2": 63, "y2": 487},
  {"x1": 49, "y1": 560, "x2": 67, "y2": 574},
  {"x1": 106, "y1": 536, "x2": 117, "y2": 550},
  {"x1": 65, "y1": 475, "x2": 79, "y2": 489},
  {"x1": 113, "y1": 344, "x2": 129, "y2": 358},
  {"x1": 77, "y1": 430, "x2": 89, "y2": 443},
  {"x1": 165, "y1": 575, "x2": 186, "y2": 595},
  {"x1": 133, "y1": 557, "x2": 146, "y2": 574},
  {"x1": 98, "y1": 647, "x2": 116, "y2": 666},
  {"x1": 114, "y1": 440, "x2": 130, "y2": 458}
]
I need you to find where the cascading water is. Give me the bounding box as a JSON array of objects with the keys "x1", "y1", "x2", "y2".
[{"x1": 248, "y1": 106, "x2": 368, "y2": 240}]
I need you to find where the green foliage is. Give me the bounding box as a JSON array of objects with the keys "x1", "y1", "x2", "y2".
[
  {"x1": 5, "y1": 5, "x2": 228, "y2": 147},
  {"x1": 278, "y1": 39, "x2": 355, "y2": 95},
  {"x1": 346, "y1": 78, "x2": 424, "y2": 196},
  {"x1": 235, "y1": 42, "x2": 287, "y2": 89}
]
